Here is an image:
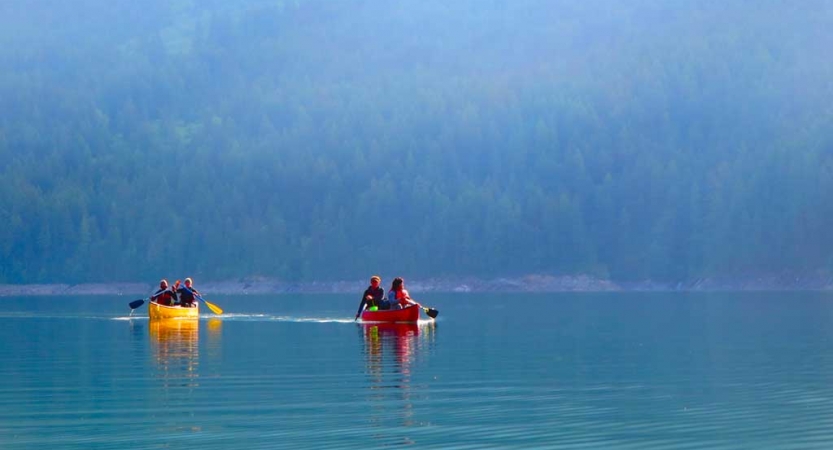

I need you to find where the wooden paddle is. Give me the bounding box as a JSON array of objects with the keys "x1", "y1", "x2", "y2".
[
  {"x1": 195, "y1": 294, "x2": 223, "y2": 315},
  {"x1": 177, "y1": 284, "x2": 223, "y2": 315},
  {"x1": 130, "y1": 286, "x2": 172, "y2": 310},
  {"x1": 418, "y1": 304, "x2": 439, "y2": 319},
  {"x1": 404, "y1": 297, "x2": 439, "y2": 319},
  {"x1": 128, "y1": 299, "x2": 146, "y2": 309}
]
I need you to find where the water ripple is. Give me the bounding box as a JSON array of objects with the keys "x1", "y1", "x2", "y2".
[{"x1": 3, "y1": 294, "x2": 833, "y2": 449}]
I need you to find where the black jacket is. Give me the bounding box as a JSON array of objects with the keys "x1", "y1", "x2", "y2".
[
  {"x1": 356, "y1": 286, "x2": 385, "y2": 317},
  {"x1": 177, "y1": 286, "x2": 200, "y2": 304}
]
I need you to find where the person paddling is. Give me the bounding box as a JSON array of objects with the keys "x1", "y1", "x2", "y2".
[
  {"x1": 387, "y1": 277, "x2": 418, "y2": 310},
  {"x1": 177, "y1": 277, "x2": 200, "y2": 308},
  {"x1": 150, "y1": 279, "x2": 176, "y2": 306},
  {"x1": 172, "y1": 280, "x2": 181, "y2": 305},
  {"x1": 355, "y1": 276, "x2": 386, "y2": 320}
]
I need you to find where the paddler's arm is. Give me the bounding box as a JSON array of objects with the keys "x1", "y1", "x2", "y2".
[
  {"x1": 355, "y1": 300, "x2": 367, "y2": 320},
  {"x1": 402, "y1": 290, "x2": 418, "y2": 307},
  {"x1": 355, "y1": 291, "x2": 369, "y2": 319}
]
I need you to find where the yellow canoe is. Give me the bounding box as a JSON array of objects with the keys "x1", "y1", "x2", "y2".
[{"x1": 148, "y1": 301, "x2": 200, "y2": 320}]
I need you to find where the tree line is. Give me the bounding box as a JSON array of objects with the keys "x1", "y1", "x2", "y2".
[{"x1": 1, "y1": 0, "x2": 831, "y2": 283}]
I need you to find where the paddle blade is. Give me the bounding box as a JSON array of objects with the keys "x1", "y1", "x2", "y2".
[
  {"x1": 203, "y1": 300, "x2": 223, "y2": 315},
  {"x1": 129, "y1": 299, "x2": 145, "y2": 309},
  {"x1": 424, "y1": 307, "x2": 439, "y2": 319}
]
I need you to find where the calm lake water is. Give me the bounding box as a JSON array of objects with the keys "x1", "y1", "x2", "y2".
[{"x1": 1, "y1": 292, "x2": 833, "y2": 449}]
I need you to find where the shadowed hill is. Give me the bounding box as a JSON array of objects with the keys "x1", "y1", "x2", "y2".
[{"x1": 1, "y1": 0, "x2": 832, "y2": 283}]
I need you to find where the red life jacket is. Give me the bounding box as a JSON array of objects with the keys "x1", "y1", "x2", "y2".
[
  {"x1": 395, "y1": 289, "x2": 410, "y2": 305},
  {"x1": 155, "y1": 290, "x2": 174, "y2": 306}
]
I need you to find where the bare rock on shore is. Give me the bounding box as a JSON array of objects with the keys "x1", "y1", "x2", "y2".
[
  {"x1": 65, "y1": 283, "x2": 152, "y2": 295},
  {"x1": 0, "y1": 284, "x2": 72, "y2": 296},
  {"x1": 0, "y1": 283, "x2": 154, "y2": 296},
  {"x1": 1, "y1": 271, "x2": 832, "y2": 296}
]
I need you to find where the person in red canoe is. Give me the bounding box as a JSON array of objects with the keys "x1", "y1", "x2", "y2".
[
  {"x1": 387, "y1": 277, "x2": 418, "y2": 310},
  {"x1": 150, "y1": 279, "x2": 176, "y2": 306},
  {"x1": 355, "y1": 275, "x2": 386, "y2": 319},
  {"x1": 177, "y1": 277, "x2": 200, "y2": 308}
]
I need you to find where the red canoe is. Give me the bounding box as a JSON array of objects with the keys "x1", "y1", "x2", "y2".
[{"x1": 360, "y1": 305, "x2": 421, "y2": 323}]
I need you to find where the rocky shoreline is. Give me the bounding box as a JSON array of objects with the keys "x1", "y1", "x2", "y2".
[{"x1": 1, "y1": 273, "x2": 832, "y2": 296}]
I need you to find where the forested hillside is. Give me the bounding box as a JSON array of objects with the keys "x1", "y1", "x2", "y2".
[{"x1": 1, "y1": 0, "x2": 832, "y2": 283}]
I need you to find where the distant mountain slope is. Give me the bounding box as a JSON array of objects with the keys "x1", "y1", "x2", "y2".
[{"x1": 0, "y1": 0, "x2": 831, "y2": 283}]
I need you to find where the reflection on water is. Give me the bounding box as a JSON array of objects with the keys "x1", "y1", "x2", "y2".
[
  {"x1": 361, "y1": 322, "x2": 437, "y2": 440},
  {"x1": 150, "y1": 319, "x2": 200, "y2": 388},
  {"x1": 206, "y1": 318, "x2": 223, "y2": 355},
  {"x1": 144, "y1": 319, "x2": 223, "y2": 441},
  {"x1": 6, "y1": 294, "x2": 833, "y2": 448}
]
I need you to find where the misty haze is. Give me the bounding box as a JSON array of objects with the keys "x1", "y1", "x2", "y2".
[
  {"x1": 1, "y1": 1, "x2": 830, "y2": 287},
  {"x1": 2, "y1": 1, "x2": 833, "y2": 449}
]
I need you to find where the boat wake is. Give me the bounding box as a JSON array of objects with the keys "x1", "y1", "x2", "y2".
[
  {"x1": 111, "y1": 313, "x2": 356, "y2": 323},
  {"x1": 1, "y1": 312, "x2": 431, "y2": 325},
  {"x1": 213, "y1": 313, "x2": 355, "y2": 323}
]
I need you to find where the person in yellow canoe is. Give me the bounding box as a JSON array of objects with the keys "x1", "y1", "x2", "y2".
[
  {"x1": 355, "y1": 275, "x2": 386, "y2": 319},
  {"x1": 177, "y1": 277, "x2": 200, "y2": 308},
  {"x1": 150, "y1": 279, "x2": 176, "y2": 306}
]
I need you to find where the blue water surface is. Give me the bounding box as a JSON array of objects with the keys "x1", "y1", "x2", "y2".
[{"x1": 1, "y1": 292, "x2": 833, "y2": 449}]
